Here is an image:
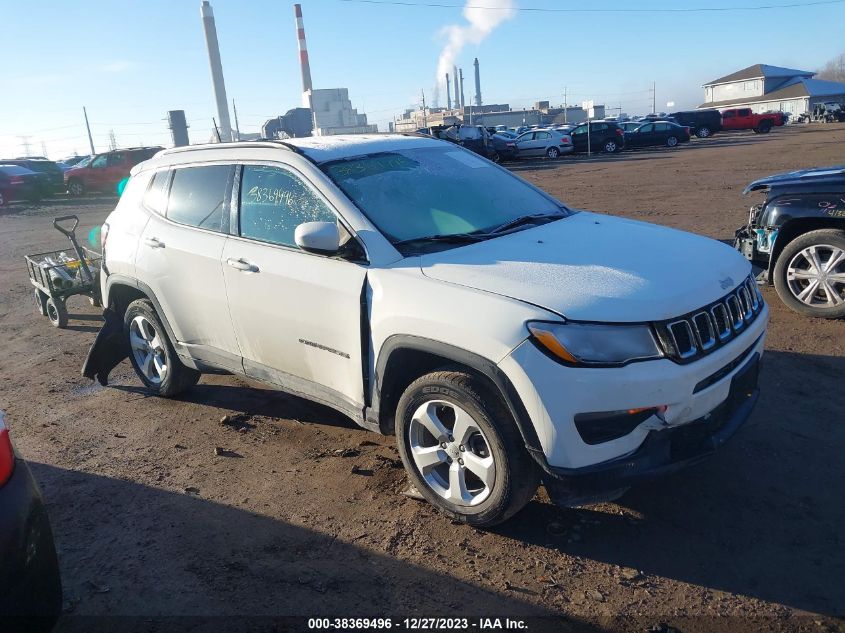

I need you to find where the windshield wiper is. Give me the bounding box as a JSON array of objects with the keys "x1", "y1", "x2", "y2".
[
  {"x1": 488, "y1": 211, "x2": 567, "y2": 234},
  {"x1": 393, "y1": 233, "x2": 490, "y2": 247}
]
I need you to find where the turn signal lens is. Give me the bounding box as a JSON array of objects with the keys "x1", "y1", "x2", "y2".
[
  {"x1": 0, "y1": 413, "x2": 14, "y2": 488},
  {"x1": 527, "y1": 324, "x2": 579, "y2": 364}
]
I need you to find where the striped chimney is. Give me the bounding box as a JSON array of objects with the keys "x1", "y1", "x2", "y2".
[{"x1": 294, "y1": 4, "x2": 313, "y2": 107}]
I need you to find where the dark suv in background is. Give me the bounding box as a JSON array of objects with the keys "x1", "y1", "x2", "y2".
[
  {"x1": 0, "y1": 158, "x2": 64, "y2": 196},
  {"x1": 65, "y1": 146, "x2": 162, "y2": 196},
  {"x1": 669, "y1": 110, "x2": 723, "y2": 138},
  {"x1": 569, "y1": 121, "x2": 625, "y2": 153}
]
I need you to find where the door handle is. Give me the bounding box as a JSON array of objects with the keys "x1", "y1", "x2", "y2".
[
  {"x1": 143, "y1": 237, "x2": 165, "y2": 248},
  {"x1": 226, "y1": 258, "x2": 259, "y2": 273}
]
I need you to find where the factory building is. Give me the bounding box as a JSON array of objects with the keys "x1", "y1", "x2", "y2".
[
  {"x1": 311, "y1": 89, "x2": 378, "y2": 136},
  {"x1": 393, "y1": 102, "x2": 604, "y2": 133}
]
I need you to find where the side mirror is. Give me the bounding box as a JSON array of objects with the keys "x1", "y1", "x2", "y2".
[{"x1": 295, "y1": 221, "x2": 340, "y2": 255}]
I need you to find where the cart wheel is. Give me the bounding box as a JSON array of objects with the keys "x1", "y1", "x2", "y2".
[
  {"x1": 34, "y1": 289, "x2": 48, "y2": 316},
  {"x1": 45, "y1": 298, "x2": 68, "y2": 328}
]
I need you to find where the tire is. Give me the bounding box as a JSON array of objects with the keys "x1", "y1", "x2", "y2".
[
  {"x1": 45, "y1": 298, "x2": 67, "y2": 328},
  {"x1": 67, "y1": 179, "x2": 84, "y2": 196},
  {"x1": 546, "y1": 146, "x2": 560, "y2": 159},
  {"x1": 602, "y1": 139, "x2": 618, "y2": 153},
  {"x1": 34, "y1": 289, "x2": 48, "y2": 316},
  {"x1": 757, "y1": 121, "x2": 772, "y2": 134},
  {"x1": 666, "y1": 135, "x2": 679, "y2": 147},
  {"x1": 773, "y1": 229, "x2": 845, "y2": 319},
  {"x1": 395, "y1": 368, "x2": 539, "y2": 527},
  {"x1": 491, "y1": 151, "x2": 501, "y2": 163},
  {"x1": 695, "y1": 126, "x2": 711, "y2": 138},
  {"x1": 124, "y1": 299, "x2": 200, "y2": 396}
]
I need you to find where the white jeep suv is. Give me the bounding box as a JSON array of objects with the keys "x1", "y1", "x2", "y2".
[{"x1": 84, "y1": 134, "x2": 768, "y2": 526}]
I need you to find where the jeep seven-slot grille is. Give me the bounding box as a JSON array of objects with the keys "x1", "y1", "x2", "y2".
[{"x1": 654, "y1": 276, "x2": 764, "y2": 363}]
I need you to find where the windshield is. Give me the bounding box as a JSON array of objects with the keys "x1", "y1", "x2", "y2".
[{"x1": 322, "y1": 146, "x2": 568, "y2": 248}]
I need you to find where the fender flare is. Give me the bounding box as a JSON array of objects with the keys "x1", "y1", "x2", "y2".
[
  {"x1": 371, "y1": 335, "x2": 546, "y2": 466},
  {"x1": 104, "y1": 274, "x2": 181, "y2": 348}
]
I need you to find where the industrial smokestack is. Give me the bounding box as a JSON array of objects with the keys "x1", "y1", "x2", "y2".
[
  {"x1": 473, "y1": 58, "x2": 482, "y2": 107},
  {"x1": 167, "y1": 110, "x2": 190, "y2": 147},
  {"x1": 459, "y1": 68, "x2": 465, "y2": 110},
  {"x1": 294, "y1": 4, "x2": 314, "y2": 109},
  {"x1": 453, "y1": 64, "x2": 459, "y2": 110},
  {"x1": 200, "y1": 1, "x2": 232, "y2": 142},
  {"x1": 445, "y1": 73, "x2": 451, "y2": 110}
]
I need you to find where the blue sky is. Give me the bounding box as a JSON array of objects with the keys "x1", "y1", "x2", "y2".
[{"x1": 2, "y1": 0, "x2": 844, "y2": 159}]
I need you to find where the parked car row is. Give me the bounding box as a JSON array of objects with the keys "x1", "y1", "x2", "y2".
[{"x1": 0, "y1": 148, "x2": 162, "y2": 206}]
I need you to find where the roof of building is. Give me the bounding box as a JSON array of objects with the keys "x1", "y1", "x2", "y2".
[
  {"x1": 704, "y1": 64, "x2": 814, "y2": 86},
  {"x1": 698, "y1": 77, "x2": 845, "y2": 109}
]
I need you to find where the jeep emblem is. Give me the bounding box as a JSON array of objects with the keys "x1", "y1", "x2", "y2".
[{"x1": 719, "y1": 276, "x2": 734, "y2": 290}]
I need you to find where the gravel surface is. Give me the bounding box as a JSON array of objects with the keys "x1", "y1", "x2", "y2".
[{"x1": 1, "y1": 125, "x2": 843, "y2": 632}]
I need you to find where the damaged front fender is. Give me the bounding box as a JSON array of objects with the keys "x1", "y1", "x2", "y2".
[{"x1": 81, "y1": 309, "x2": 128, "y2": 386}]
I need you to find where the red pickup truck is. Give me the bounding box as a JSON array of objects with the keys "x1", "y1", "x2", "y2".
[{"x1": 720, "y1": 108, "x2": 785, "y2": 134}]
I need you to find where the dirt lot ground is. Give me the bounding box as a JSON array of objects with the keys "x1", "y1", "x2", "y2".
[{"x1": 1, "y1": 125, "x2": 843, "y2": 632}]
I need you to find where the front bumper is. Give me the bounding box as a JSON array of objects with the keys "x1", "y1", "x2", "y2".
[
  {"x1": 0, "y1": 457, "x2": 62, "y2": 626},
  {"x1": 498, "y1": 303, "x2": 768, "y2": 476},
  {"x1": 543, "y1": 353, "x2": 760, "y2": 506}
]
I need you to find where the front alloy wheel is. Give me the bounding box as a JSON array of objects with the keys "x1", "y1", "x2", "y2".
[
  {"x1": 696, "y1": 126, "x2": 711, "y2": 138},
  {"x1": 395, "y1": 369, "x2": 539, "y2": 527},
  {"x1": 408, "y1": 400, "x2": 495, "y2": 507},
  {"x1": 774, "y1": 229, "x2": 845, "y2": 319}
]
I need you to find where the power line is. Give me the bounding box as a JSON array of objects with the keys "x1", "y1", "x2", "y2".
[{"x1": 334, "y1": 0, "x2": 845, "y2": 11}]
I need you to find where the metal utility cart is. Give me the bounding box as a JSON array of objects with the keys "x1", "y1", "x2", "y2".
[{"x1": 25, "y1": 215, "x2": 102, "y2": 328}]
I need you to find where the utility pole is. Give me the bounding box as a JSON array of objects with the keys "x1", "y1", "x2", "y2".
[
  {"x1": 108, "y1": 130, "x2": 117, "y2": 151},
  {"x1": 41, "y1": 141, "x2": 48, "y2": 158},
  {"x1": 563, "y1": 87, "x2": 568, "y2": 123},
  {"x1": 651, "y1": 81, "x2": 656, "y2": 114},
  {"x1": 232, "y1": 99, "x2": 241, "y2": 141},
  {"x1": 83, "y1": 107, "x2": 95, "y2": 154}
]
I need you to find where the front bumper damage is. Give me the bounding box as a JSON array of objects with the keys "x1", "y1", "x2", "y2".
[{"x1": 542, "y1": 353, "x2": 760, "y2": 506}]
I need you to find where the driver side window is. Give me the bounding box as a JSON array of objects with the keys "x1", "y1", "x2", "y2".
[
  {"x1": 239, "y1": 165, "x2": 337, "y2": 249},
  {"x1": 91, "y1": 155, "x2": 108, "y2": 169}
]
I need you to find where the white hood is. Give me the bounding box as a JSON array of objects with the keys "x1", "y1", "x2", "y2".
[{"x1": 420, "y1": 212, "x2": 751, "y2": 322}]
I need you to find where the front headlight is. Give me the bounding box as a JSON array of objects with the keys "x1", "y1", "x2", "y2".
[{"x1": 527, "y1": 321, "x2": 663, "y2": 367}]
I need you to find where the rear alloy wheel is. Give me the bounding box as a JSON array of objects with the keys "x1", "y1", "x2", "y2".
[
  {"x1": 773, "y1": 229, "x2": 845, "y2": 319},
  {"x1": 546, "y1": 146, "x2": 560, "y2": 159},
  {"x1": 696, "y1": 126, "x2": 711, "y2": 138},
  {"x1": 67, "y1": 179, "x2": 84, "y2": 196},
  {"x1": 396, "y1": 369, "x2": 539, "y2": 527},
  {"x1": 757, "y1": 122, "x2": 772, "y2": 134},
  {"x1": 603, "y1": 140, "x2": 618, "y2": 153},
  {"x1": 124, "y1": 299, "x2": 200, "y2": 396},
  {"x1": 666, "y1": 135, "x2": 679, "y2": 147}
]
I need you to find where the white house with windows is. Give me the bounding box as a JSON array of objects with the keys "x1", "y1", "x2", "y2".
[{"x1": 698, "y1": 63, "x2": 845, "y2": 117}]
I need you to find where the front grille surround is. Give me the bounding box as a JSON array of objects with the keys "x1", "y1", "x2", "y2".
[{"x1": 654, "y1": 275, "x2": 764, "y2": 363}]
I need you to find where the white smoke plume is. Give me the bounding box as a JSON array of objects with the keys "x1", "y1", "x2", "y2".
[{"x1": 434, "y1": 0, "x2": 516, "y2": 106}]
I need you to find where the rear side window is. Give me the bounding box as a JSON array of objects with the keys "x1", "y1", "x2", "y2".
[
  {"x1": 239, "y1": 165, "x2": 336, "y2": 248},
  {"x1": 166, "y1": 165, "x2": 231, "y2": 232},
  {"x1": 143, "y1": 170, "x2": 170, "y2": 215}
]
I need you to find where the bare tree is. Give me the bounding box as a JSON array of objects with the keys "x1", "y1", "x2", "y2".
[{"x1": 817, "y1": 53, "x2": 845, "y2": 82}]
